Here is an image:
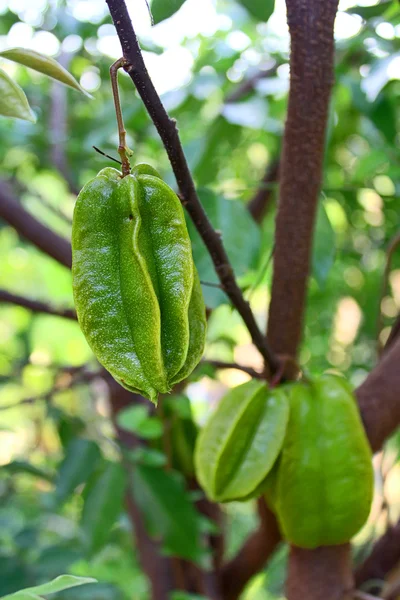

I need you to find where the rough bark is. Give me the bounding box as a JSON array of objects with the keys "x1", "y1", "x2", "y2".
[
  {"x1": 266, "y1": 1, "x2": 341, "y2": 599},
  {"x1": 267, "y1": 0, "x2": 339, "y2": 358}
]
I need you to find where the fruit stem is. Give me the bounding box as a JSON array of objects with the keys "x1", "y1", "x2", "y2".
[{"x1": 110, "y1": 58, "x2": 132, "y2": 177}]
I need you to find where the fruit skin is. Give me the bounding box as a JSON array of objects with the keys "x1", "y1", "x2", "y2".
[
  {"x1": 195, "y1": 380, "x2": 289, "y2": 503},
  {"x1": 72, "y1": 165, "x2": 206, "y2": 403},
  {"x1": 274, "y1": 375, "x2": 373, "y2": 549}
]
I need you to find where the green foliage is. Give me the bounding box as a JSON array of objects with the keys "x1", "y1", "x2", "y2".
[
  {"x1": 0, "y1": 0, "x2": 399, "y2": 598},
  {"x1": 0, "y1": 575, "x2": 97, "y2": 600},
  {"x1": 237, "y1": 0, "x2": 275, "y2": 22},
  {"x1": 151, "y1": 0, "x2": 188, "y2": 24},
  {"x1": 0, "y1": 69, "x2": 35, "y2": 122}
]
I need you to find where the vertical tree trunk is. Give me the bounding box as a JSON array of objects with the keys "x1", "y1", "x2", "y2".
[{"x1": 266, "y1": 1, "x2": 347, "y2": 599}]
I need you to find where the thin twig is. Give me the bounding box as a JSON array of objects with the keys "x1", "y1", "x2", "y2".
[
  {"x1": 93, "y1": 146, "x2": 122, "y2": 165},
  {"x1": 110, "y1": 58, "x2": 131, "y2": 176},
  {"x1": 0, "y1": 368, "x2": 102, "y2": 411},
  {"x1": 0, "y1": 289, "x2": 77, "y2": 320},
  {"x1": 202, "y1": 359, "x2": 264, "y2": 380},
  {"x1": 105, "y1": 0, "x2": 280, "y2": 378}
]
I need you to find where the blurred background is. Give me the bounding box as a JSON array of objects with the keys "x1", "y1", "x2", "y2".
[{"x1": 0, "y1": 0, "x2": 400, "y2": 598}]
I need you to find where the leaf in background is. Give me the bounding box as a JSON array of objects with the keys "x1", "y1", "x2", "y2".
[
  {"x1": 0, "y1": 48, "x2": 90, "y2": 96},
  {"x1": 151, "y1": 0, "x2": 187, "y2": 24},
  {"x1": 132, "y1": 465, "x2": 204, "y2": 562},
  {"x1": 0, "y1": 576, "x2": 96, "y2": 600},
  {"x1": 1, "y1": 460, "x2": 54, "y2": 483},
  {"x1": 237, "y1": 0, "x2": 275, "y2": 22},
  {"x1": 193, "y1": 116, "x2": 241, "y2": 186},
  {"x1": 368, "y1": 95, "x2": 397, "y2": 145},
  {"x1": 54, "y1": 439, "x2": 101, "y2": 505},
  {"x1": 347, "y1": 0, "x2": 393, "y2": 19},
  {"x1": 0, "y1": 69, "x2": 35, "y2": 122},
  {"x1": 116, "y1": 405, "x2": 163, "y2": 439},
  {"x1": 186, "y1": 189, "x2": 261, "y2": 308},
  {"x1": 81, "y1": 462, "x2": 126, "y2": 554},
  {"x1": 312, "y1": 199, "x2": 336, "y2": 288}
]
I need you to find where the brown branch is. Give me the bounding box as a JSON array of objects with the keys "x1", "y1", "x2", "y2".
[
  {"x1": 0, "y1": 180, "x2": 72, "y2": 268},
  {"x1": 203, "y1": 359, "x2": 264, "y2": 379},
  {"x1": 220, "y1": 499, "x2": 281, "y2": 600},
  {"x1": 105, "y1": 0, "x2": 280, "y2": 378},
  {"x1": 355, "y1": 518, "x2": 400, "y2": 595},
  {"x1": 357, "y1": 337, "x2": 400, "y2": 453},
  {"x1": 0, "y1": 367, "x2": 102, "y2": 411},
  {"x1": 382, "y1": 313, "x2": 400, "y2": 354},
  {"x1": 225, "y1": 63, "x2": 278, "y2": 104},
  {"x1": 247, "y1": 159, "x2": 280, "y2": 223},
  {"x1": 266, "y1": 0, "x2": 339, "y2": 362},
  {"x1": 0, "y1": 290, "x2": 76, "y2": 320}
]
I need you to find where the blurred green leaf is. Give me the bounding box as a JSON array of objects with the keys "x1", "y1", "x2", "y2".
[
  {"x1": 312, "y1": 200, "x2": 336, "y2": 288},
  {"x1": 81, "y1": 462, "x2": 126, "y2": 554},
  {"x1": 186, "y1": 189, "x2": 261, "y2": 308},
  {"x1": 0, "y1": 48, "x2": 90, "y2": 96},
  {"x1": 0, "y1": 69, "x2": 35, "y2": 122},
  {"x1": 116, "y1": 405, "x2": 163, "y2": 439},
  {"x1": 127, "y1": 447, "x2": 167, "y2": 467},
  {"x1": 132, "y1": 465, "x2": 204, "y2": 562},
  {"x1": 0, "y1": 575, "x2": 96, "y2": 600},
  {"x1": 151, "y1": 0, "x2": 187, "y2": 24},
  {"x1": 347, "y1": 1, "x2": 393, "y2": 19},
  {"x1": 1, "y1": 460, "x2": 54, "y2": 482},
  {"x1": 54, "y1": 439, "x2": 102, "y2": 505},
  {"x1": 237, "y1": 0, "x2": 275, "y2": 21}
]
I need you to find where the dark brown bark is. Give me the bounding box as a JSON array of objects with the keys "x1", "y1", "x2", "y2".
[
  {"x1": 220, "y1": 499, "x2": 281, "y2": 600},
  {"x1": 267, "y1": 0, "x2": 339, "y2": 358},
  {"x1": 355, "y1": 518, "x2": 400, "y2": 594},
  {"x1": 357, "y1": 337, "x2": 400, "y2": 453},
  {"x1": 0, "y1": 290, "x2": 76, "y2": 320},
  {"x1": 0, "y1": 180, "x2": 72, "y2": 268},
  {"x1": 287, "y1": 545, "x2": 354, "y2": 600},
  {"x1": 265, "y1": 1, "x2": 342, "y2": 599},
  {"x1": 248, "y1": 160, "x2": 280, "y2": 223}
]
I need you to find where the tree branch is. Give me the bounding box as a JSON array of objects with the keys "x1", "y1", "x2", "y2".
[
  {"x1": 0, "y1": 180, "x2": 72, "y2": 268},
  {"x1": 0, "y1": 289, "x2": 76, "y2": 320},
  {"x1": 225, "y1": 63, "x2": 278, "y2": 104},
  {"x1": 266, "y1": 0, "x2": 339, "y2": 361},
  {"x1": 357, "y1": 337, "x2": 400, "y2": 453},
  {"x1": 105, "y1": 0, "x2": 280, "y2": 377},
  {"x1": 203, "y1": 359, "x2": 264, "y2": 379},
  {"x1": 355, "y1": 517, "x2": 400, "y2": 595},
  {"x1": 220, "y1": 499, "x2": 281, "y2": 600},
  {"x1": 247, "y1": 159, "x2": 280, "y2": 223}
]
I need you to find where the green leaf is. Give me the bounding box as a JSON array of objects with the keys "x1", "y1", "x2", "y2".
[
  {"x1": 195, "y1": 381, "x2": 289, "y2": 502},
  {"x1": 54, "y1": 438, "x2": 102, "y2": 505},
  {"x1": 193, "y1": 117, "x2": 241, "y2": 186},
  {"x1": 347, "y1": 1, "x2": 393, "y2": 19},
  {"x1": 132, "y1": 464, "x2": 204, "y2": 562},
  {"x1": 311, "y1": 200, "x2": 336, "y2": 288},
  {"x1": 0, "y1": 68, "x2": 35, "y2": 122},
  {"x1": 81, "y1": 462, "x2": 126, "y2": 553},
  {"x1": 127, "y1": 447, "x2": 167, "y2": 468},
  {"x1": 151, "y1": 0, "x2": 187, "y2": 24},
  {"x1": 116, "y1": 405, "x2": 163, "y2": 439},
  {"x1": 0, "y1": 48, "x2": 89, "y2": 96},
  {"x1": 1, "y1": 460, "x2": 54, "y2": 482},
  {"x1": 186, "y1": 189, "x2": 261, "y2": 308},
  {"x1": 237, "y1": 0, "x2": 275, "y2": 22},
  {"x1": 0, "y1": 575, "x2": 96, "y2": 600},
  {"x1": 369, "y1": 95, "x2": 397, "y2": 145}
]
